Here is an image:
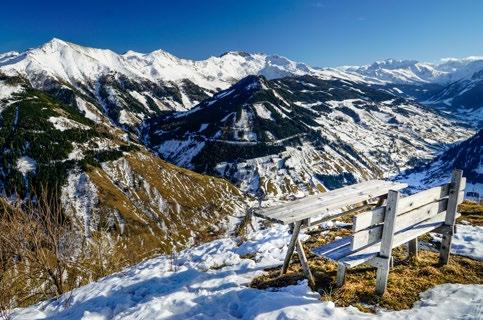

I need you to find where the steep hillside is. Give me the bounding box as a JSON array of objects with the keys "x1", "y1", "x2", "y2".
[
  {"x1": 0, "y1": 73, "x2": 245, "y2": 253},
  {"x1": 397, "y1": 129, "x2": 482, "y2": 196},
  {"x1": 143, "y1": 74, "x2": 473, "y2": 197}
]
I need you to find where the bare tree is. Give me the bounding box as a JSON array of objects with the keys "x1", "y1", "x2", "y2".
[{"x1": 0, "y1": 191, "x2": 80, "y2": 308}]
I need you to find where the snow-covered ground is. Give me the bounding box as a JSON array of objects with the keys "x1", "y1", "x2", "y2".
[
  {"x1": 11, "y1": 220, "x2": 482, "y2": 320},
  {"x1": 431, "y1": 224, "x2": 483, "y2": 261}
]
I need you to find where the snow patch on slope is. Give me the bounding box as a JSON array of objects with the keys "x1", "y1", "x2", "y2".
[
  {"x1": 61, "y1": 170, "x2": 99, "y2": 238},
  {"x1": 431, "y1": 224, "x2": 483, "y2": 261},
  {"x1": 75, "y1": 97, "x2": 101, "y2": 123},
  {"x1": 0, "y1": 80, "x2": 23, "y2": 112},
  {"x1": 16, "y1": 156, "x2": 36, "y2": 176},
  {"x1": 11, "y1": 221, "x2": 483, "y2": 319},
  {"x1": 48, "y1": 116, "x2": 90, "y2": 131}
]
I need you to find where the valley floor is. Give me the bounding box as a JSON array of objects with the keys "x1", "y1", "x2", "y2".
[{"x1": 11, "y1": 218, "x2": 482, "y2": 320}]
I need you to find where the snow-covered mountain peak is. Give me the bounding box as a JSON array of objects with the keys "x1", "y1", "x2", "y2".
[
  {"x1": 344, "y1": 56, "x2": 483, "y2": 84},
  {"x1": 40, "y1": 37, "x2": 70, "y2": 49},
  {"x1": 0, "y1": 38, "x2": 325, "y2": 94},
  {"x1": 369, "y1": 58, "x2": 420, "y2": 69}
]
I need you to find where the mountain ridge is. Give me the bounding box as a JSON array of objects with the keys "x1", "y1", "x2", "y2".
[{"x1": 143, "y1": 74, "x2": 473, "y2": 197}]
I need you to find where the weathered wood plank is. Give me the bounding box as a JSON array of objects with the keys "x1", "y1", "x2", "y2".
[
  {"x1": 259, "y1": 188, "x2": 378, "y2": 221},
  {"x1": 261, "y1": 179, "x2": 387, "y2": 214},
  {"x1": 312, "y1": 212, "x2": 460, "y2": 267},
  {"x1": 268, "y1": 180, "x2": 405, "y2": 218},
  {"x1": 312, "y1": 236, "x2": 352, "y2": 257},
  {"x1": 375, "y1": 257, "x2": 391, "y2": 295},
  {"x1": 296, "y1": 238, "x2": 315, "y2": 288},
  {"x1": 375, "y1": 190, "x2": 399, "y2": 295},
  {"x1": 352, "y1": 181, "x2": 466, "y2": 232},
  {"x1": 352, "y1": 184, "x2": 449, "y2": 232},
  {"x1": 352, "y1": 206, "x2": 385, "y2": 232},
  {"x1": 351, "y1": 198, "x2": 448, "y2": 250},
  {"x1": 341, "y1": 211, "x2": 454, "y2": 268},
  {"x1": 439, "y1": 170, "x2": 464, "y2": 265},
  {"x1": 281, "y1": 221, "x2": 301, "y2": 275},
  {"x1": 336, "y1": 263, "x2": 346, "y2": 287},
  {"x1": 307, "y1": 202, "x2": 372, "y2": 228},
  {"x1": 408, "y1": 237, "x2": 418, "y2": 258},
  {"x1": 256, "y1": 180, "x2": 407, "y2": 222},
  {"x1": 271, "y1": 183, "x2": 407, "y2": 225},
  {"x1": 379, "y1": 191, "x2": 399, "y2": 258}
]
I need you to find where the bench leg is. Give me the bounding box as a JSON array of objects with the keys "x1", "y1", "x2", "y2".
[
  {"x1": 439, "y1": 229, "x2": 453, "y2": 265},
  {"x1": 295, "y1": 238, "x2": 315, "y2": 288},
  {"x1": 281, "y1": 221, "x2": 302, "y2": 275},
  {"x1": 336, "y1": 263, "x2": 346, "y2": 287},
  {"x1": 408, "y1": 237, "x2": 418, "y2": 259},
  {"x1": 439, "y1": 170, "x2": 463, "y2": 265},
  {"x1": 375, "y1": 258, "x2": 391, "y2": 295}
]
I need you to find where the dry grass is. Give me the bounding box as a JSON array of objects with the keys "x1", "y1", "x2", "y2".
[
  {"x1": 251, "y1": 227, "x2": 483, "y2": 312},
  {"x1": 457, "y1": 200, "x2": 483, "y2": 226}
]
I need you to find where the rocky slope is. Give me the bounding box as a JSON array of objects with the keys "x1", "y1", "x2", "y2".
[
  {"x1": 143, "y1": 74, "x2": 473, "y2": 197},
  {"x1": 0, "y1": 73, "x2": 245, "y2": 254}
]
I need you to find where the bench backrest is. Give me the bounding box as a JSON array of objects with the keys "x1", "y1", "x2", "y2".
[{"x1": 350, "y1": 177, "x2": 466, "y2": 251}]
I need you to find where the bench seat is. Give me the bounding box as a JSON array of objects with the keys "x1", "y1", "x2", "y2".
[{"x1": 312, "y1": 211, "x2": 460, "y2": 268}]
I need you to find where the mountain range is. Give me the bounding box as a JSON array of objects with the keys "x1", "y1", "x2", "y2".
[
  {"x1": 0, "y1": 38, "x2": 481, "y2": 241},
  {"x1": 1, "y1": 38, "x2": 482, "y2": 309}
]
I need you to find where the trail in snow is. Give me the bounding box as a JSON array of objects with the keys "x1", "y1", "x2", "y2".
[{"x1": 12, "y1": 222, "x2": 482, "y2": 320}]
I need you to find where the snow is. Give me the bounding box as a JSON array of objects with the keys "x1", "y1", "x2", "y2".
[
  {"x1": 16, "y1": 156, "x2": 36, "y2": 176},
  {"x1": 342, "y1": 57, "x2": 483, "y2": 85},
  {"x1": 11, "y1": 220, "x2": 483, "y2": 320},
  {"x1": 48, "y1": 116, "x2": 90, "y2": 131},
  {"x1": 0, "y1": 38, "x2": 325, "y2": 96},
  {"x1": 0, "y1": 81, "x2": 23, "y2": 101},
  {"x1": 0, "y1": 81, "x2": 23, "y2": 112},
  {"x1": 61, "y1": 170, "x2": 99, "y2": 238},
  {"x1": 75, "y1": 97, "x2": 101, "y2": 123},
  {"x1": 118, "y1": 110, "x2": 144, "y2": 126},
  {"x1": 153, "y1": 74, "x2": 473, "y2": 197},
  {"x1": 128, "y1": 90, "x2": 147, "y2": 106},
  {"x1": 157, "y1": 138, "x2": 206, "y2": 168},
  {"x1": 198, "y1": 123, "x2": 209, "y2": 132},
  {"x1": 253, "y1": 103, "x2": 273, "y2": 120},
  {"x1": 431, "y1": 224, "x2": 483, "y2": 261}
]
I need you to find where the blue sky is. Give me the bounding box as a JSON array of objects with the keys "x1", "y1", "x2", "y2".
[{"x1": 1, "y1": 0, "x2": 482, "y2": 67}]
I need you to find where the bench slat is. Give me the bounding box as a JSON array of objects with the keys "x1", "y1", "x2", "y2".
[
  {"x1": 351, "y1": 197, "x2": 449, "y2": 250},
  {"x1": 311, "y1": 236, "x2": 351, "y2": 257},
  {"x1": 341, "y1": 211, "x2": 453, "y2": 267},
  {"x1": 256, "y1": 181, "x2": 407, "y2": 225},
  {"x1": 352, "y1": 181, "x2": 465, "y2": 232},
  {"x1": 257, "y1": 180, "x2": 406, "y2": 221},
  {"x1": 313, "y1": 211, "x2": 461, "y2": 268},
  {"x1": 279, "y1": 183, "x2": 406, "y2": 225},
  {"x1": 260, "y1": 180, "x2": 387, "y2": 216}
]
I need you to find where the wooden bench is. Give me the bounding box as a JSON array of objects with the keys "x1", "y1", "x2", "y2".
[
  {"x1": 312, "y1": 170, "x2": 465, "y2": 294},
  {"x1": 255, "y1": 179, "x2": 408, "y2": 287}
]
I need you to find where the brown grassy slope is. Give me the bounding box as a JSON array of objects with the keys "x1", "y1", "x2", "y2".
[
  {"x1": 457, "y1": 200, "x2": 483, "y2": 226},
  {"x1": 89, "y1": 150, "x2": 246, "y2": 256}
]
